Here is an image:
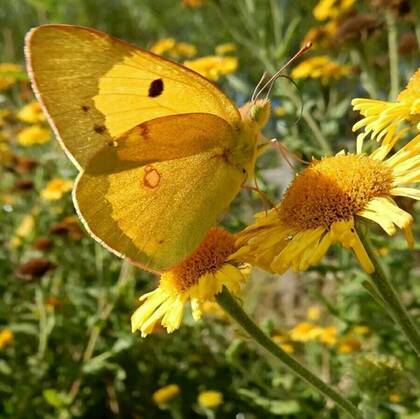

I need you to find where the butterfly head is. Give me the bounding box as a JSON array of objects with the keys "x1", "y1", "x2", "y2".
[{"x1": 240, "y1": 99, "x2": 271, "y2": 130}]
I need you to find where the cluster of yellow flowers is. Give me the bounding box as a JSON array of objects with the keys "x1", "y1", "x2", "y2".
[
  {"x1": 291, "y1": 55, "x2": 352, "y2": 84},
  {"x1": 150, "y1": 39, "x2": 238, "y2": 81},
  {"x1": 132, "y1": 68, "x2": 420, "y2": 338},
  {"x1": 152, "y1": 384, "x2": 222, "y2": 409},
  {"x1": 17, "y1": 101, "x2": 51, "y2": 146}
]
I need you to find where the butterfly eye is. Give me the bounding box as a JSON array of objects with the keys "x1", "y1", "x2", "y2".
[{"x1": 250, "y1": 105, "x2": 262, "y2": 122}]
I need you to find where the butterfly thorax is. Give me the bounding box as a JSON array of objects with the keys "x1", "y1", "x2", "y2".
[{"x1": 229, "y1": 99, "x2": 271, "y2": 178}]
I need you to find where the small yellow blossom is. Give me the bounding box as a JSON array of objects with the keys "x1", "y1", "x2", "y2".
[
  {"x1": 302, "y1": 21, "x2": 338, "y2": 49},
  {"x1": 198, "y1": 391, "x2": 223, "y2": 409},
  {"x1": 288, "y1": 322, "x2": 323, "y2": 342},
  {"x1": 0, "y1": 143, "x2": 12, "y2": 165},
  {"x1": 235, "y1": 131, "x2": 420, "y2": 274},
  {"x1": 352, "y1": 68, "x2": 420, "y2": 148},
  {"x1": 292, "y1": 56, "x2": 352, "y2": 84},
  {"x1": 313, "y1": 0, "x2": 355, "y2": 21},
  {"x1": 0, "y1": 329, "x2": 14, "y2": 349},
  {"x1": 184, "y1": 56, "x2": 238, "y2": 81},
  {"x1": 389, "y1": 393, "x2": 402, "y2": 403},
  {"x1": 319, "y1": 326, "x2": 337, "y2": 346},
  {"x1": 0, "y1": 63, "x2": 23, "y2": 91},
  {"x1": 152, "y1": 384, "x2": 181, "y2": 405},
  {"x1": 41, "y1": 178, "x2": 73, "y2": 201},
  {"x1": 215, "y1": 43, "x2": 237, "y2": 56},
  {"x1": 337, "y1": 337, "x2": 361, "y2": 353},
  {"x1": 16, "y1": 214, "x2": 35, "y2": 238},
  {"x1": 17, "y1": 100, "x2": 45, "y2": 124},
  {"x1": 150, "y1": 38, "x2": 176, "y2": 55},
  {"x1": 17, "y1": 125, "x2": 50, "y2": 146},
  {"x1": 306, "y1": 306, "x2": 321, "y2": 321},
  {"x1": 150, "y1": 38, "x2": 197, "y2": 58},
  {"x1": 131, "y1": 228, "x2": 250, "y2": 337},
  {"x1": 352, "y1": 325, "x2": 370, "y2": 336},
  {"x1": 273, "y1": 106, "x2": 286, "y2": 117},
  {"x1": 272, "y1": 334, "x2": 295, "y2": 353}
]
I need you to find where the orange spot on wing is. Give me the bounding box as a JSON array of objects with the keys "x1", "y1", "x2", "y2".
[{"x1": 143, "y1": 165, "x2": 161, "y2": 189}]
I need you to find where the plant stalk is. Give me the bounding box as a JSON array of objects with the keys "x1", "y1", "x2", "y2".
[
  {"x1": 355, "y1": 222, "x2": 420, "y2": 357},
  {"x1": 216, "y1": 288, "x2": 363, "y2": 419}
]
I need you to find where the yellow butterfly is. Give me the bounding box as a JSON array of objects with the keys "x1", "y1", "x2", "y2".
[{"x1": 25, "y1": 25, "x2": 271, "y2": 272}]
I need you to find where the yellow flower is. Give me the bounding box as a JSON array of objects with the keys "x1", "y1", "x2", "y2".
[
  {"x1": 389, "y1": 393, "x2": 401, "y2": 403},
  {"x1": 288, "y1": 322, "x2": 323, "y2": 342},
  {"x1": 152, "y1": 384, "x2": 181, "y2": 405},
  {"x1": 198, "y1": 390, "x2": 223, "y2": 409},
  {"x1": 272, "y1": 334, "x2": 295, "y2": 353},
  {"x1": 150, "y1": 38, "x2": 197, "y2": 58},
  {"x1": 352, "y1": 325, "x2": 370, "y2": 336},
  {"x1": 352, "y1": 69, "x2": 420, "y2": 148},
  {"x1": 184, "y1": 56, "x2": 238, "y2": 81},
  {"x1": 215, "y1": 43, "x2": 237, "y2": 56},
  {"x1": 0, "y1": 63, "x2": 23, "y2": 91},
  {"x1": 236, "y1": 133, "x2": 420, "y2": 274},
  {"x1": 0, "y1": 329, "x2": 14, "y2": 349},
  {"x1": 131, "y1": 228, "x2": 250, "y2": 337},
  {"x1": 0, "y1": 143, "x2": 12, "y2": 165},
  {"x1": 318, "y1": 326, "x2": 337, "y2": 346},
  {"x1": 17, "y1": 125, "x2": 50, "y2": 146},
  {"x1": 313, "y1": 0, "x2": 355, "y2": 21},
  {"x1": 306, "y1": 306, "x2": 321, "y2": 321},
  {"x1": 150, "y1": 38, "x2": 176, "y2": 55},
  {"x1": 302, "y1": 21, "x2": 338, "y2": 49},
  {"x1": 16, "y1": 214, "x2": 35, "y2": 238},
  {"x1": 17, "y1": 100, "x2": 45, "y2": 124},
  {"x1": 337, "y1": 337, "x2": 361, "y2": 353},
  {"x1": 291, "y1": 56, "x2": 352, "y2": 84},
  {"x1": 41, "y1": 178, "x2": 73, "y2": 201},
  {"x1": 174, "y1": 42, "x2": 197, "y2": 58},
  {"x1": 273, "y1": 106, "x2": 286, "y2": 117}
]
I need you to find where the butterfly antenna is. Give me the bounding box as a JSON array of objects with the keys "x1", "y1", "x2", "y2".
[
  {"x1": 255, "y1": 42, "x2": 312, "y2": 100},
  {"x1": 252, "y1": 71, "x2": 268, "y2": 103}
]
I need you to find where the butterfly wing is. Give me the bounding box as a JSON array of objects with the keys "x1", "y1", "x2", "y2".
[
  {"x1": 25, "y1": 24, "x2": 241, "y2": 169},
  {"x1": 75, "y1": 113, "x2": 244, "y2": 272}
]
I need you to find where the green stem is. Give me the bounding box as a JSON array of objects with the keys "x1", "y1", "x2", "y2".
[
  {"x1": 386, "y1": 11, "x2": 399, "y2": 101},
  {"x1": 355, "y1": 222, "x2": 420, "y2": 357},
  {"x1": 216, "y1": 288, "x2": 363, "y2": 419}
]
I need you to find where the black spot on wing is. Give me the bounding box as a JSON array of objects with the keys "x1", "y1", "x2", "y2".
[
  {"x1": 94, "y1": 124, "x2": 106, "y2": 134},
  {"x1": 148, "y1": 79, "x2": 164, "y2": 97},
  {"x1": 81, "y1": 105, "x2": 90, "y2": 112}
]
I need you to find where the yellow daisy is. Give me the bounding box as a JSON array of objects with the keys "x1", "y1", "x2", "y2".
[
  {"x1": 152, "y1": 384, "x2": 181, "y2": 405},
  {"x1": 131, "y1": 228, "x2": 250, "y2": 337},
  {"x1": 215, "y1": 42, "x2": 237, "y2": 56},
  {"x1": 17, "y1": 100, "x2": 45, "y2": 124},
  {"x1": 291, "y1": 56, "x2": 352, "y2": 84},
  {"x1": 198, "y1": 390, "x2": 223, "y2": 409},
  {"x1": 352, "y1": 68, "x2": 420, "y2": 149},
  {"x1": 0, "y1": 63, "x2": 23, "y2": 91},
  {"x1": 235, "y1": 133, "x2": 420, "y2": 274},
  {"x1": 41, "y1": 178, "x2": 73, "y2": 201},
  {"x1": 17, "y1": 125, "x2": 50, "y2": 146},
  {"x1": 184, "y1": 56, "x2": 238, "y2": 81},
  {"x1": 0, "y1": 329, "x2": 14, "y2": 349},
  {"x1": 313, "y1": 0, "x2": 355, "y2": 21}
]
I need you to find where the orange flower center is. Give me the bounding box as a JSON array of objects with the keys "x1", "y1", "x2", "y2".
[
  {"x1": 169, "y1": 228, "x2": 236, "y2": 292},
  {"x1": 280, "y1": 154, "x2": 393, "y2": 230}
]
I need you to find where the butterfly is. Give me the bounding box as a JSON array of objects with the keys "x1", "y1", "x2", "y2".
[{"x1": 25, "y1": 24, "x2": 272, "y2": 272}]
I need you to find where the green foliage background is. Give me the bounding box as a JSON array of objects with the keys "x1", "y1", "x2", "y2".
[{"x1": 0, "y1": 0, "x2": 419, "y2": 418}]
